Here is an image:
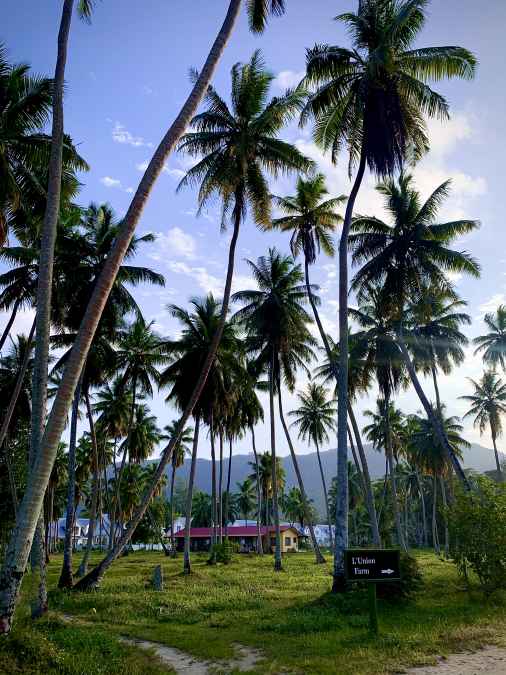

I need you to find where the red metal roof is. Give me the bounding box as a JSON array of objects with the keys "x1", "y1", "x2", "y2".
[{"x1": 173, "y1": 525, "x2": 300, "y2": 538}]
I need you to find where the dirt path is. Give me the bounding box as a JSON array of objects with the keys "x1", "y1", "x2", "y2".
[
  {"x1": 405, "y1": 646, "x2": 506, "y2": 674},
  {"x1": 120, "y1": 637, "x2": 264, "y2": 674}
]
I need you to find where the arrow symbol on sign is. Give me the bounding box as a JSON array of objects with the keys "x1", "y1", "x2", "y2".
[{"x1": 381, "y1": 568, "x2": 394, "y2": 574}]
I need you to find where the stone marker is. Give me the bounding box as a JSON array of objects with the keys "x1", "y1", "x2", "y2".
[{"x1": 152, "y1": 565, "x2": 163, "y2": 591}]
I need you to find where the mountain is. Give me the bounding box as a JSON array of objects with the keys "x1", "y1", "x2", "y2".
[{"x1": 151, "y1": 442, "x2": 504, "y2": 519}]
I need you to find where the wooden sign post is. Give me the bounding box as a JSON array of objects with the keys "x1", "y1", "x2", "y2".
[{"x1": 344, "y1": 549, "x2": 401, "y2": 635}]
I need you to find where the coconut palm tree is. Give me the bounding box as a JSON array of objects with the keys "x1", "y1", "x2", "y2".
[
  {"x1": 233, "y1": 248, "x2": 325, "y2": 566},
  {"x1": 249, "y1": 451, "x2": 286, "y2": 528},
  {"x1": 289, "y1": 383, "x2": 336, "y2": 543},
  {"x1": 474, "y1": 305, "x2": 506, "y2": 372},
  {"x1": 1, "y1": 0, "x2": 288, "y2": 613},
  {"x1": 301, "y1": 0, "x2": 476, "y2": 592},
  {"x1": 236, "y1": 479, "x2": 256, "y2": 527},
  {"x1": 162, "y1": 421, "x2": 193, "y2": 555},
  {"x1": 460, "y1": 372, "x2": 506, "y2": 481},
  {"x1": 349, "y1": 174, "x2": 480, "y2": 488}
]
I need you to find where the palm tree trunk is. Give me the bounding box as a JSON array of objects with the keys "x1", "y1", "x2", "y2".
[
  {"x1": 219, "y1": 431, "x2": 224, "y2": 542},
  {"x1": 0, "y1": 318, "x2": 36, "y2": 452},
  {"x1": 432, "y1": 475, "x2": 440, "y2": 555},
  {"x1": 0, "y1": 299, "x2": 20, "y2": 353},
  {"x1": 58, "y1": 375, "x2": 82, "y2": 589},
  {"x1": 315, "y1": 439, "x2": 333, "y2": 548},
  {"x1": 269, "y1": 354, "x2": 282, "y2": 571},
  {"x1": 431, "y1": 363, "x2": 443, "y2": 415},
  {"x1": 4, "y1": 439, "x2": 18, "y2": 517},
  {"x1": 209, "y1": 416, "x2": 217, "y2": 561},
  {"x1": 334, "y1": 146, "x2": 367, "y2": 594},
  {"x1": 347, "y1": 403, "x2": 381, "y2": 546},
  {"x1": 439, "y1": 476, "x2": 449, "y2": 557},
  {"x1": 0, "y1": 0, "x2": 243, "y2": 620},
  {"x1": 276, "y1": 381, "x2": 325, "y2": 563},
  {"x1": 416, "y1": 470, "x2": 428, "y2": 547},
  {"x1": 77, "y1": 390, "x2": 99, "y2": 578},
  {"x1": 490, "y1": 428, "x2": 504, "y2": 482},
  {"x1": 224, "y1": 437, "x2": 233, "y2": 537},
  {"x1": 250, "y1": 426, "x2": 263, "y2": 554},
  {"x1": 169, "y1": 464, "x2": 177, "y2": 557},
  {"x1": 397, "y1": 334, "x2": 471, "y2": 490},
  {"x1": 183, "y1": 414, "x2": 200, "y2": 575}
]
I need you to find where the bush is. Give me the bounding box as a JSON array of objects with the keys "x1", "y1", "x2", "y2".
[
  {"x1": 375, "y1": 552, "x2": 423, "y2": 602},
  {"x1": 448, "y1": 476, "x2": 506, "y2": 596},
  {"x1": 208, "y1": 540, "x2": 236, "y2": 564}
]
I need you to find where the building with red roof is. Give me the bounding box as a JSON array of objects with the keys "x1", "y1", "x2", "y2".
[{"x1": 173, "y1": 524, "x2": 304, "y2": 553}]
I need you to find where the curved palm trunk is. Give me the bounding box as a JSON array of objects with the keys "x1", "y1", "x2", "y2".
[
  {"x1": 183, "y1": 414, "x2": 200, "y2": 575},
  {"x1": 432, "y1": 475, "x2": 440, "y2": 555},
  {"x1": 416, "y1": 470, "x2": 428, "y2": 547},
  {"x1": 315, "y1": 439, "x2": 333, "y2": 548},
  {"x1": 490, "y1": 428, "x2": 504, "y2": 482},
  {"x1": 169, "y1": 464, "x2": 177, "y2": 556},
  {"x1": 0, "y1": 299, "x2": 20, "y2": 353},
  {"x1": 77, "y1": 391, "x2": 99, "y2": 577},
  {"x1": 334, "y1": 147, "x2": 367, "y2": 593},
  {"x1": 73, "y1": 205, "x2": 242, "y2": 591},
  {"x1": 269, "y1": 354, "x2": 282, "y2": 571},
  {"x1": 276, "y1": 393, "x2": 326, "y2": 564},
  {"x1": 250, "y1": 426, "x2": 263, "y2": 555},
  {"x1": 0, "y1": 0, "x2": 242, "y2": 621},
  {"x1": 347, "y1": 404, "x2": 381, "y2": 546},
  {"x1": 0, "y1": 318, "x2": 36, "y2": 452},
  {"x1": 397, "y1": 335, "x2": 471, "y2": 490},
  {"x1": 58, "y1": 376, "x2": 82, "y2": 588}
]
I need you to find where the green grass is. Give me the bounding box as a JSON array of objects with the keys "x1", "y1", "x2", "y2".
[{"x1": 2, "y1": 550, "x2": 506, "y2": 674}]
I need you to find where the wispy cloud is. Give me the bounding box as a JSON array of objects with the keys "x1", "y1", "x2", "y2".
[
  {"x1": 273, "y1": 69, "x2": 305, "y2": 90},
  {"x1": 112, "y1": 122, "x2": 153, "y2": 148},
  {"x1": 150, "y1": 227, "x2": 197, "y2": 260},
  {"x1": 100, "y1": 176, "x2": 122, "y2": 189}
]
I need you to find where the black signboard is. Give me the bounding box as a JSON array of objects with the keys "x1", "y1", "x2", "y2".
[{"x1": 345, "y1": 549, "x2": 400, "y2": 582}]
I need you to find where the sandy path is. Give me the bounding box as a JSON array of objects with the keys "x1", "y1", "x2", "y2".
[{"x1": 405, "y1": 646, "x2": 506, "y2": 674}]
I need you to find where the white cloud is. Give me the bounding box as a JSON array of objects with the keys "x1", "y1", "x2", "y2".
[
  {"x1": 136, "y1": 160, "x2": 149, "y2": 172},
  {"x1": 273, "y1": 70, "x2": 305, "y2": 90},
  {"x1": 136, "y1": 160, "x2": 185, "y2": 180},
  {"x1": 100, "y1": 176, "x2": 122, "y2": 189},
  {"x1": 478, "y1": 293, "x2": 506, "y2": 317},
  {"x1": 112, "y1": 122, "x2": 153, "y2": 148},
  {"x1": 155, "y1": 227, "x2": 197, "y2": 259}
]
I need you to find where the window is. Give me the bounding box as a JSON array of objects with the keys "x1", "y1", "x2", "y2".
[{"x1": 285, "y1": 537, "x2": 291, "y2": 545}]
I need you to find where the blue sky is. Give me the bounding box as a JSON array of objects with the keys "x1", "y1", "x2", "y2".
[{"x1": 3, "y1": 1, "x2": 506, "y2": 464}]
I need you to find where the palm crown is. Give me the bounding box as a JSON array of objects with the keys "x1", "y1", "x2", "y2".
[
  {"x1": 473, "y1": 305, "x2": 506, "y2": 371},
  {"x1": 460, "y1": 371, "x2": 506, "y2": 440},
  {"x1": 289, "y1": 383, "x2": 336, "y2": 447}
]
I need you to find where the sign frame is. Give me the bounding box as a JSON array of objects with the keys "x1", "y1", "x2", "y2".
[{"x1": 344, "y1": 548, "x2": 401, "y2": 583}]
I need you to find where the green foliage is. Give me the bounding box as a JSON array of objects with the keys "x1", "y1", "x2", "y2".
[
  {"x1": 376, "y1": 552, "x2": 423, "y2": 602},
  {"x1": 448, "y1": 477, "x2": 506, "y2": 596},
  {"x1": 209, "y1": 540, "x2": 236, "y2": 564}
]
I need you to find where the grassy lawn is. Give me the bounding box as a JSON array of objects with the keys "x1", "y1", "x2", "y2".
[{"x1": 2, "y1": 550, "x2": 506, "y2": 674}]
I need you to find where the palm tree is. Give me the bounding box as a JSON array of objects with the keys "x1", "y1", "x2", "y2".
[
  {"x1": 363, "y1": 398, "x2": 407, "y2": 550},
  {"x1": 236, "y1": 479, "x2": 256, "y2": 527},
  {"x1": 1, "y1": 0, "x2": 288, "y2": 612},
  {"x1": 474, "y1": 305, "x2": 506, "y2": 371},
  {"x1": 233, "y1": 249, "x2": 325, "y2": 566},
  {"x1": 289, "y1": 383, "x2": 336, "y2": 543},
  {"x1": 162, "y1": 421, "x2": 193, "y2": 555},
  {"x1": 349, "y1": 174, "x2": 480, "y2": 488},
  {"x1": 460, "y1": 372, "x2": 506, "y2": 481},
  {"x1": 301, "y1": 0, "x2": 476, "y2": 592}
]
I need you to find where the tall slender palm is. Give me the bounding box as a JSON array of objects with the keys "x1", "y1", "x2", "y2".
[
  {"x1": 350, "y1": 174, "x2": 479, "y2": 488},
  {"x1": 236, "y1": 479, "x2": 256, "y2": 527},
  {"x1": 289, "y1": 383, "x2": 336, "y2": 543},
  {"x1": 162, "y1": 421, "x2": 193, "y2": 555},
  {"x1": 302, "y1": 0, "x2": 476, "y2": 592},
  {"x1": 460, "y1": 372, "x2": 506, "y2": 481},
  {"x1": 248, "y1": 451, "x2": 286, "y2": 527},
  {"x1": 1, "y1": 0, "x2": 288, "y2": 613},
  {"x1": 233, "y1": 249, "x2": 324, "y2": 567},
  {"x1": 474, "y1": 306, "x2": 506, "y2": 372}
]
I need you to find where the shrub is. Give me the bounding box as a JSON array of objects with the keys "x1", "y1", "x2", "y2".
[
  {"x1": 208, "y1": 540, "x2": 236, "y2": 564},
  {"x1": 448, "y1": 476, "x2": 506, "y2": 596},
  {"x1": 375, "y1": 552, "x2": 423, "y2": 602}
]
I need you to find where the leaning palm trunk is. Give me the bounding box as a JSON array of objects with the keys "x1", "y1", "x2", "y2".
[
  {"x1": 348, "y1": 404, "x2": 381, "y2": 546},
  {"x1": 77, "y1": 391, "x2": 100, "y2": 578},
  {"x1": 28, "y1": 0, "x2": 75, "y2": 625},
  {"x1": 0, "y1": 0, "x2": 242, "y2": 623},
  {"x1": 250, "y1": 426, "x2": 263, "y2": 554},
  {"x1": 269, "y1": 355, "x2": 282, "y2": 571},
  {"x1": 58, "y1": 377, "x2": 82, "y2": 588},
  {"x1": 0, "y1": 298, "x2": 20, "y2": 353},
  {"x1": 183, "y1": 414, "x2": 200, "y2": 574},
  {"x1": 397, "y1": 334, "x2": 471, "y2": 490},
  {"x1": 334, "y1": 147, "x2": 367, "y2": 593},
  {"x1": 0, "y1": 318, "x2": 36, "y2": 452},
  {"x1": 277, "y1": 385, "x2": 325, "y2": 563},
  {"x1": 73, "y1": 210, "x2": 242, "y2": 590}
]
